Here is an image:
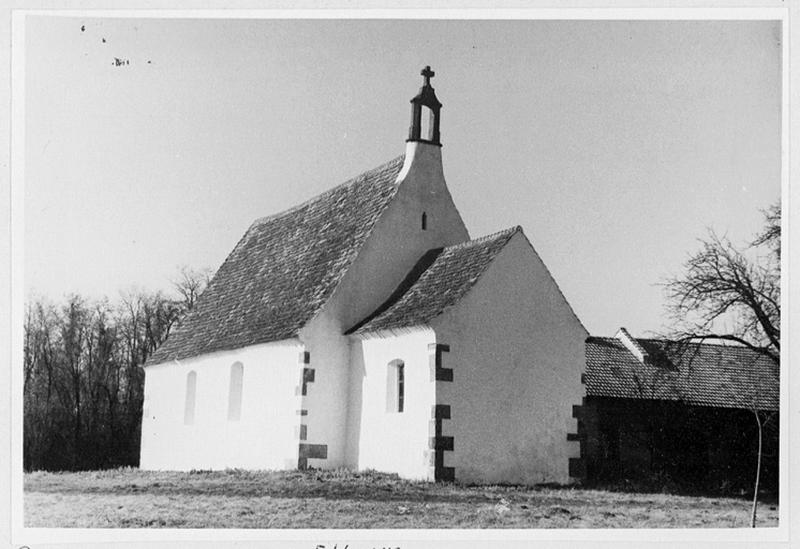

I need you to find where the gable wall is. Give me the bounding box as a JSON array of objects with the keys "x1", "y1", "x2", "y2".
[
  {"x1": 140, "y1": 341, "x2": 303, "y2": 471},
  {"x1": 431, "y1": 232, "x2": 588, "y2": 484},
  {"x1": 300, "y1": 142, "x2": 471, "y2": 469},
  {"x1": 333, "y1": 142, "x2": 470, "y2": 332}
]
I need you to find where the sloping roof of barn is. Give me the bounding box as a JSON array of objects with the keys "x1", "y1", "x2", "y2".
[
  {"x1": 350, "y1": 226, "x2": 520, "y2": 334},
  {"x1": 585, "y1": 336, "x2": 779, "y2": 411},
  {"x1": 149, "y1": 155, "x2": 406, "y2": 364}
]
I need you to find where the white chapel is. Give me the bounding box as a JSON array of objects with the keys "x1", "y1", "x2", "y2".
[{"x1": 140, "y1": 67, "x2": 588, "y2": 485}]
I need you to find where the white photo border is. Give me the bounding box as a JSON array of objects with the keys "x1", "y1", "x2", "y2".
[{"x1": 4, "y1": 4, "x2": 794, "y2": 548}]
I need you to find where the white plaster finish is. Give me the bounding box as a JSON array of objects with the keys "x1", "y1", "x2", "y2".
[
  {"x1": 139, "y1": 341, "x2": 303, "y2": 471},
  {"x1": 325, "y1": 141, "x2": 470, "y2": 333},
  {"x1": 302, "y1": 141, "x2": 469, "y2": 469},
  {"x1": 351, "y1": 329, "x2": 437, "y2": 480},
  {"x1": 296, "y1": 310, "x2": 351, "y2": 469},
  {"x1": 431, "y1": 232, "x2": 588, "y2": 485}
]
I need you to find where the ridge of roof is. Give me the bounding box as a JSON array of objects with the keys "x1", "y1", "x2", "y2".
[
  {"x1": 250, "y1": 155, "x2": 405, "y2": 228},
  {"x1": 149, "y1": 154, "x2": 407, "y2": 364},
  {"x1": 588, "y1": 334, "x2": 768, "y2": 351},
  {"x1": 440, "y1": 225, "x2": 522, "y2": 250},
  {"x1": 351, "y1": 226, "x2": 521, "y2": 334}
]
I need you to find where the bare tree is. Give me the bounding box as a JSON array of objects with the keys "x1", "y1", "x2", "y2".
[
  {"x1": 711, "y1": 349, "x2": 779, "y2": 528},
  {"x1": 172, "y1": 265, "x2": 213, "y2": 313},
  {"x1": 748, "y1": 408, "x2": 775, "y2": 528},
  {"x1": 23, "y1": 273, "x2": 196, "y2": 471},
  {"x1": 663, "y1": 202, "x2": 781, "y2": 526},
  {"x1": 664, "y1": 204, "x2": 781, "y2": 363},
  {"x1": 751, "y1": 202, "x2": 781, "y2": 257},
  {"x1": 663, "y1": 203, "x2": 779, "y2": 363}
]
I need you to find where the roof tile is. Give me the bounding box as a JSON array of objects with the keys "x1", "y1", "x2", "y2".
[
  {"x1": 351, "y1": 226, "x2": 520, "y2": 333},
  {"x1": 585, "y1": 336, "x2": 779, "y2": 411},
  {"x1": 149, "y1": 155, "x2": 406, "y2": 364}
]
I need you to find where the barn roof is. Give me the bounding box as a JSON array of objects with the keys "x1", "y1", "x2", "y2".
[
  {"x1": 585, "y1": 336, "x2": 779, "y2": 411},
  {"x1": 149, "y1": 155, "x2": 406, "y2": 364},
  {"x1": 350, "y1": 226, "x2": 520, "y2": 334}
]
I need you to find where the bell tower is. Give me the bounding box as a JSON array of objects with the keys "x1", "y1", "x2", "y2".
[{"x1": 407, "y1": 66, "x2": 442, "y2": 146}]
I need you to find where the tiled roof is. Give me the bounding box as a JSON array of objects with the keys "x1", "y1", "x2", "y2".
[
  {"x1": 585, "y1": 336, "x2": 779, "y2": 411},
  {"x1": 149, "y1": 155, "x2": 406, "y2": 364},
  {"x1": 351, "y1": 226, "x2": 521, "y2": 334}
]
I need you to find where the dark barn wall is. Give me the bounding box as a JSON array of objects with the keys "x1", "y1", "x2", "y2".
[{"x1": 579, "y1": 397, "x2": 778, "y2": 493}]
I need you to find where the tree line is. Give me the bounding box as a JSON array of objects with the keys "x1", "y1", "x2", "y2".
[{"x1": 23, "y1": 268, "x2": 210, "y2": 471}]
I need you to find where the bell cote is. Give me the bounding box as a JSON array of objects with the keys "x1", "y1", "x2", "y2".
[{"x1": 407, "y1": 66, "x2": 442, "y2": 147}]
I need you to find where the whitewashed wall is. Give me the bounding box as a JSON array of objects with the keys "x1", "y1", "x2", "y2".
[
  {"x1": 296, "y1": 311, "x2": 351, "y2": 469},
  {"x1": 431, "y1": 232, "x2": 588, "y2": 485},
  {"x1": 350, "y1": 329, "x2": 437, "y2": 480},
  {"x1": 140, "y1": 341, "x2": 303, "y2": 471},
  {"x1": 304, "y1": 141, "x2": 469, "y2": 470},
  {"x1": 327, "y1": 141, "x2": 470, "y2": 334}
]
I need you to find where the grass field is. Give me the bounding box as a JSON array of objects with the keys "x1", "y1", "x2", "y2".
[{"x1": 24, "y1": 468, "x2": 778, "y2": 528}]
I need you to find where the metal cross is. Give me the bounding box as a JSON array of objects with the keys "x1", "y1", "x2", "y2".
[{"x1": 421, "y1": 65, "x2": 435, "y2": 85}]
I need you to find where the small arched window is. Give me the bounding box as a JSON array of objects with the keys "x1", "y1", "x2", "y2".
[
  {"x1": 421, "y1": 212, "x2": 428, "y2": 230},
  {"x1": 184, "y1": 370, "x2": 197, "y2": 425},
  {"x1": 228, "y1": 361, "x2": 244, "y2": 421},
  {"x1": 386, "y1": 359, "x2": 405, "y2": 413}
]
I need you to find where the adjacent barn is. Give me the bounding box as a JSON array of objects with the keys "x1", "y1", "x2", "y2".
[{"x1": 575, "y1": 329, "x2": 778, "y2": 491}]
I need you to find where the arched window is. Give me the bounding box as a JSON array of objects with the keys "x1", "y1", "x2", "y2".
[
  {"x1": 184, "y1": 370, "x2": 197, "y2": 425},
  {"x1": 228, "y1": 361, "x2": 244, "y2": 421},
  {"x1": 421, "y1": 212, "x2": 428, "y2": 230},
  {"x1": 386, "y1": 359, "x2": 405, "y2": 413}
]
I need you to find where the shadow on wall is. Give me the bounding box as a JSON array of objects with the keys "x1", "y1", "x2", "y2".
[{"x1": 345, "y1": 342, "x2": 365, "y2": 466}]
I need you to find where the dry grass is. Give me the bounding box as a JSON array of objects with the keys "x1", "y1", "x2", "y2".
[{"x1": 24, "y1": 468, "x2": 778, "y2": 528}]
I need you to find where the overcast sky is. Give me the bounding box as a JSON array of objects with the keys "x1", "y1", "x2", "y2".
[{"x1": 24, "y1": 17, "x2": 781, "y2": 337}]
